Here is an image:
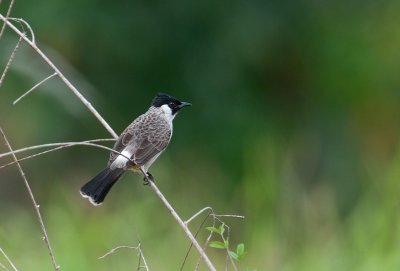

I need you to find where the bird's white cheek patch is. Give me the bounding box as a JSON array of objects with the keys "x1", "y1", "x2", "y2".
[{"x1": 160, "y1": 104, "x2": 175, "y2": 122}]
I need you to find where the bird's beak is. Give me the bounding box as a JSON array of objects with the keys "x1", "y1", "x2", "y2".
[{"x1": 178, "y1": 102, "x2": 192, "y2": 108}]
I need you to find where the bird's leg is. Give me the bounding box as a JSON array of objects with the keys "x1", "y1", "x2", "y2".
[{"x1": 143, "y1": 171, "x2": 154, "y2": 185}]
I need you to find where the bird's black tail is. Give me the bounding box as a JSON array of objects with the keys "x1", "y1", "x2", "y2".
[{"x1": 80, "y1": 167, "x2": 124, "y2": 206}]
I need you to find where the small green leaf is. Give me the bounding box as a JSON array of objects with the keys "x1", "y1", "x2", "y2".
[
  {"x1": 206, "y1": 226, "x2": 220, "y2": 234},
  {"x1": 237, "y1": 251, "x2": 247, "y2": 260},
  {"x1": 236, "y1": 243, "x2": 245, "y2": 256},
  {"x1": 209, "y1": 241, "x2": 227, "y2": 249},
  {"x1": 228, "y1": 250, "x2": 238, "y2": 260},
  {"x1": 219, "y1": 223, "x2": 225, "y2": 236}
]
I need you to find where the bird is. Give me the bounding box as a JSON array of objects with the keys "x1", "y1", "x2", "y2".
[{"x1": 80, "y1": 93, "x2": 191, "y2": 206}]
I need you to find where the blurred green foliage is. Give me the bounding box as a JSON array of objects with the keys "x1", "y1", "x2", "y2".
[{"x1": 1, "y1": 0, "x2": 400, "y2": 270}]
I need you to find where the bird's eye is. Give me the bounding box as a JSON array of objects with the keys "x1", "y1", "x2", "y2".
[{"x1": 169, "y1": 102, "x2": 176, "y2": 108}]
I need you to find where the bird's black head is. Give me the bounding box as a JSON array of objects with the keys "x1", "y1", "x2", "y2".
[{"x1": 152, "y1": 93, "x2": 191, "y2": 115}]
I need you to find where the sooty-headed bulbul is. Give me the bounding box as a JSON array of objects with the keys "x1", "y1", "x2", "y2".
[{"x1": 80, "y1": 93, "x2": 191, "y2": 205}]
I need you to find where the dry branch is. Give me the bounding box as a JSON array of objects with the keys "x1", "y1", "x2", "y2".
[
  {"x1": 183, "y1": 207, "x2": 244, "y2": 271},
  {"x1": 0, "y1": 139, "x2": 117, "y2": 170},
  {"x1": 99, "y1": 242, "x2": 149, "y2": 271},
  {"x1": 0, "y1": 138, "x2": 115, "y2": 159},
  {"x1": 0, "y1": 35, "x2": 22, "y2": 88},
  {"x1": 0, "y1": 0, "x2": 14, "y2": 40},
  {"x1": 0, "y1": 13, "x2": 118, "y2": 138},
  {"x1": 0, "y1": 11, "x2": 218, "y2": 271},
  {"x1": 140, "y1": 169, "x2": 216, "y2": 271},
  {"x1": 0, "y1": 247, "x2": 17, "y2": 271},
  {"x1": 13, "y1": 72, "x2": 58, "y2": 104},
  {"x1": 0, "y1": 127, "x2": 59, "y2": 271}
]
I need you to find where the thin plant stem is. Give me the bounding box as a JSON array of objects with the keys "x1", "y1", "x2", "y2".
[
  {"x1": 0, "y1": 138, "x2": 115, "y2": 159},
  {"x1": 0, "y1": 127, "x2": 59, "y2": 271},
  {"x1": 140, "y1": 168, "x2": 217, "y2": 271},
  {"x1": 0, "y1": 14, "x2": 118, "y2": 138},
  {"x1": 13, "y1": 72, "x2": 58, "y2": 104},
  {"x1": 0, "y1": 247, "x2": 17, "y2": 271},
  {"x1": 0, "y1": 261, "x2": 9, "y2": 271},
  {"x1": 0, "y1": 34, "x2": 23, "y2": 89},
  {"x1": 98, "y1": 242, "x2": 149, "y2": 271},
  {"x1": 0, "y1": 0, "x2": 15, "y2": 40},
  {"x1": 0, "y1": 13, "x2": 218, "y2": 271},
  {"x1": 180, "y1": 210, "x2": 211, "y2": 271},
  {"x1": 0, "y1": 140, "x2": 124, "y2": 170}
]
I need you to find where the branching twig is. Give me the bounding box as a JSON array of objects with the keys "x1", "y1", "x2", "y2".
[
  {"x1": 140, "y1": 168, "x2": 217, "y2": 271},
  {"x1": 98, "y1": 242, "x2": 149, "y2": 271},
  {"x1": 0, "y1": 127, "x2": 59, "y2": 271},
  {"x1": 184, "y1": 207, "x2": 244, "y2": 271},
  {"x1": 0, "y1": 140, "x2": 124, "y2": 170},
  {"x1": 0, "y1": 247, "x2": 17, "y2": 271},
  {"x1": 8, "y1": 17, "x2": 35, "y2": 44},
  {"x1": 136, "y1": 242, "x2": 149, "y2": 271},
  {"x1": 0, "y1": 34, "x2": 23, "y2": 89},
  {"x1": 195, "y1": 212, "x2": 216, "y2": 271},
  {"x1": 0, "y1": 14, "x2": 118, "y2": 138},
  {"x1": 0, "y1": 138, "x2": 115, "y2": 159},
  {"x1": 180, "y1": 209, "x2": 212, "y2": 271},
  {"x1": 186, "y1": 207, "x2": 245, "y2": 225},
  {"x1": 0, "y1": 12, "x2": 219, "y2": 271},
  {"x1": 13, "y1": 72, "x2": 58, "y2": 104}
]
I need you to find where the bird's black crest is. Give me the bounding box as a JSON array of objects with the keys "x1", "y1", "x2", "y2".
[{"x1": 152, "y1": 93, "x2": 179, "y2": 107}]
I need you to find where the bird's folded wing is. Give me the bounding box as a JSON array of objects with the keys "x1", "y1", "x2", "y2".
[{"x1": 109, "y1": 117, "x2": 171, "y2": 167}]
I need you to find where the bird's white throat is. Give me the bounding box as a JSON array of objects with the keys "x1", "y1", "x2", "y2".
[{"x1": 160, "y1": 104, "x2": 176, "y2": 123}]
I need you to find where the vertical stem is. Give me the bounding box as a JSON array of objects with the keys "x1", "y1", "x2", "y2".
[{"x1": 0, "y1": 127, "x2": 59, "y2": 271}]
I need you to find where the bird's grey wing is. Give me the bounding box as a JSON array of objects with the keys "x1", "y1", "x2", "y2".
[
  {"x1": 108, "y1": 115, "x2": 171, "y2": 168},
  {"x1": 132, "y1": 120, "x2": 171, "y2": 166},
  {"x1": 108, "y1": 116, "x2": 142, "y2": 165}
]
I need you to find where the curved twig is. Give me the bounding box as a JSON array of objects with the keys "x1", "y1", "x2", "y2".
[
  {"x1": 98, "y1": 241, "x2": 149, "y2": 271},
  {"x1": 13, "y1": 72, "x2": 57, "y2": 104},
  {"x1": 8, "y1": 17, "x2": 35, "y2": 44}
]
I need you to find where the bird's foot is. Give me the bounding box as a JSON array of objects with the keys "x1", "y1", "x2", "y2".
[{"x1": 143, "y1": 172, "x2": 154, "y2": 185}]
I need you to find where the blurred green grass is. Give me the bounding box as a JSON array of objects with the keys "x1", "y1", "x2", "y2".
[{"x1": 1, "y1": 0, "x2": 400, "y2": 270}]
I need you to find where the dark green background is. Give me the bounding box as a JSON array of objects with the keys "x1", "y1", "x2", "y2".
[{"x1": 1, "y1": 0, "x2": 400, "y2": 270}]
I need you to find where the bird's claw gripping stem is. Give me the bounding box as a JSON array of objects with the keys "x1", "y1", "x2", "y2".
[{"x1": 143, "y1": 172, "x2": 154, "y2": 185}]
